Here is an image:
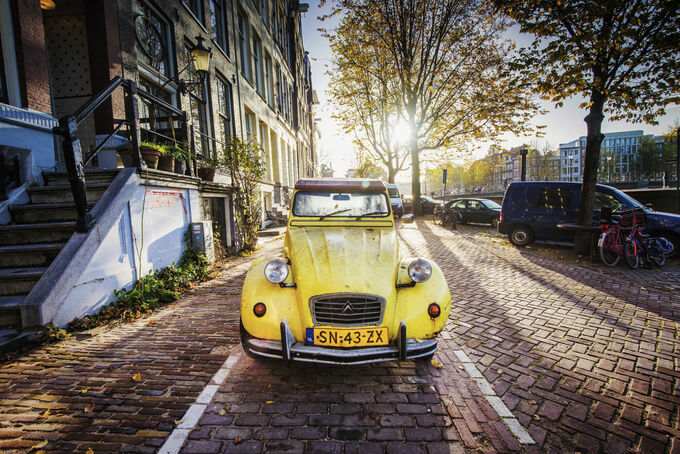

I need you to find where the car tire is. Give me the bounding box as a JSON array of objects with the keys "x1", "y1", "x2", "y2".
[{"x1": 508, "y1": 226, "x2": 534, "y2": 247}]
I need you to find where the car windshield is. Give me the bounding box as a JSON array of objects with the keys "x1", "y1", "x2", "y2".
[
  {"x1": 608, "y1": 187, "x2": 647, "y2": 211},
  {"x1": 422, "y1": 196, "x2": 436, "y2": 204},
  {"x1": 481, "y1": 200, "x2": 501, "y2": 209},
  {"x1": 292, "y1": 191, "x2": 390, "y2": 218},
  {"x1": 387, "y1": 187, "x2": 400, "y2": 198}
]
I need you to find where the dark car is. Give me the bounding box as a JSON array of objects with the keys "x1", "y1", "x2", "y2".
[
  {"x1": 445, "y1": 198, "x2": 501, "y2": 227},
  {"x1": 499, "y1": 181, "x2": 680, "y2": 257},
  {"x1": 403, "y1": 195, "x2": 439, "y2": 214}
]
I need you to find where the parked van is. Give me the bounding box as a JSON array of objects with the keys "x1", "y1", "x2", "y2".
[
  {"x1": 386, "y1": 184, "x2": 404, "y2": 218},
  {"x1": 499, "y1": 182, "x2": 680, "y2": 257}
]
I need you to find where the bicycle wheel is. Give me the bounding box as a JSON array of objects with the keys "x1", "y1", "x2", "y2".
[
  {"x1": 648, "y1": 240, "x2": 666, "y2": 267},
  {"x1": 599, "y1": 233, "x2": 620, "y2": 267},
  {"x1": 432, "y1": 212, "x2": 442, "y2": 226},
  {"x1": 625, "y1": 242, "x2": 640, "y2": 269}
]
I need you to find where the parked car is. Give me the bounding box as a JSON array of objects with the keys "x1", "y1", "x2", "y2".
[
  {"x1": 499, "y1": 181, "x2": 680, "y2": 257},
  {"x1": 445, "y1": 198, "x2": 501, "y2": 227},
  {"x1": 240, "y1": 179, "x2": 451, "y2": 364},
  {"x1": 403, "y1": 195, "x2": 439, "y2": 214},
  {"x1": 386, "y1": 183, "x2": 403, "y2": 218}
]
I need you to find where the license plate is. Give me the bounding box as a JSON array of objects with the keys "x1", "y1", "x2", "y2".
[{"x1": 306, "y1": 327, "x2": 388, "y2": 347}]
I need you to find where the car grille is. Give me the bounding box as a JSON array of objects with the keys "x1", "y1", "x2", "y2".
[{"x1": 310, "y1": 293, "x2": 385, "y2": 327}]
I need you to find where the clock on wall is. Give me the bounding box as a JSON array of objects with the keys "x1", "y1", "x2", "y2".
[{"x1": 135, "y1": 14, "x2": 165, "y2": 63}]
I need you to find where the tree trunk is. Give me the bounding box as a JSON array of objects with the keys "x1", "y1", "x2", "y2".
[
  {"x1": 575, "y1": 89, "x2": 606, "y2": 254},
  {"x1": 407, "y1": 106, "x2": 421, "y2": 216},
  {"x1": 387, "y1": 166, "x2": 395, "y2": 183}
]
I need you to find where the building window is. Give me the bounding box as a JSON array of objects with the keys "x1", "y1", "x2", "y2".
[
  {"x1": 253, "y1": 34, "x2": 264, "y2": 95},
  {"x1": 259, "y1": 122, "x2": 270, "y2": 179},
  {"x1": 244, "y1": 110, "x2": 255, "y2": 142},
  {"x1": 260, "y1": 0, "x2": 269, "y2": 28},
  {"x1": 134, "y1": 1, "x2": 173, "y2": 80},
  {"x1": 210, "y1": 0, "x2": 229, "y2": 56},
  {"x1": 276, "y1": 64, "x2": 282, "y2": 113},
  {"x1": 238, "y1": 14, "x2": 251, "y2": 80},
  {"x1": 216, "y1": 74, "x2": 234, "y2": 144},
  {"x1": 185, "y1": 46, "x2": 212, "y2": 157},
  {"x1": 265, "y1": 54, "x2": 273, "y2": 108},
  {"x1": 184, "y1": 0, "x2": 204, "y2": 23}
]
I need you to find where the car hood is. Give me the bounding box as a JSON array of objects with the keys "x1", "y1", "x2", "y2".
[
  {"x1": 647, "y1": 211, "x2": 680, "y2": 228},
  {"x1": 284, "y1": 226, "x2": 399, "y2": 299}
]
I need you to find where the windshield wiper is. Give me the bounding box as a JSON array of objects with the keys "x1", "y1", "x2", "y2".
[
  {"x1": 319, "y1": 208, "x2": 352, "y2": 220},
  {"x1": 355, "y1": 211, "x2": 388, "y2": 219}
]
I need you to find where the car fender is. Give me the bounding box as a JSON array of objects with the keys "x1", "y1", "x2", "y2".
[
  {"x1": 395, "y1": 259, "x2": 451, "y2": 339},
  {"x1": 241, "y1": 258, "x2": 303, "y2": 341}
]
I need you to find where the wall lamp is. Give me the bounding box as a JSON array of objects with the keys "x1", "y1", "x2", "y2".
[{"x1": 161, "y1": 36, "x2": 211, "y2": 94}]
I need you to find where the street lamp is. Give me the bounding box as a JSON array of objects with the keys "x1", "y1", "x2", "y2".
[{"x1": 161, "y1": 36, "x2": 212, "y2": 94}]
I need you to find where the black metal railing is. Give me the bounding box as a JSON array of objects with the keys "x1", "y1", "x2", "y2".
[
  {"x1": 52, "y1": 77, "x2": 190, "y2": 232},
  {"x1": 0, "y1": 154, "x2": 20, "y2": 201}
]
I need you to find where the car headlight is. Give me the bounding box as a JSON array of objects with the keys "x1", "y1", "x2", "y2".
[
  {"x1": 264, "y1": 258, "x2": 289, "y2": 284},
  {"x1": 408, "y1": 258, "x2": 431, "y2": 283}
]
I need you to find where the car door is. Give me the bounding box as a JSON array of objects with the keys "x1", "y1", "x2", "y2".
[
  {"x1": 452, "y1": 200, "x2": 467, "y2": 221},
  {"x1": 466, "y1": 200, "x2": 485, "y2": 223},
  {"x1": 533, "y1": 187, "x2": 577, "y2": 241}
]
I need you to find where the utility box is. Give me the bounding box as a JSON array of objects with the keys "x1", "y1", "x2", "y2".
[{"x1": 191, "y1": 221, "x2": 215, "y2": 263}]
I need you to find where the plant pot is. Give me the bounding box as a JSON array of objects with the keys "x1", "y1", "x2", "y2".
[
  {"x1": 198, "y1": 167, "x2": 216, "y2": 182},
  {"x1": 157, "y1": 155, "x2": 175, "y2": 172},
  {"x1": 140, "y1": 148, "x2": 160, "y2": 169},
  {"x1": 174, "y1": 158, "x2": 187, "y2": 175}
]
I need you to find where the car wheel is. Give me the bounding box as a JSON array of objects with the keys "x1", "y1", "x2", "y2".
[{"x1": 508, "y1": 226, "x2": 534, "y2": 247}]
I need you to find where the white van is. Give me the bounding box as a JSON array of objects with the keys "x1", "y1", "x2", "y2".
[{"x1": 386, "y1": 184, "x2": 403, "y2": 218}]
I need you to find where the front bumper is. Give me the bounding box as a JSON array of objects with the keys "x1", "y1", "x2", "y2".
[{"x1": 243, "y1": 319, "x2": 437, "y2": 365}]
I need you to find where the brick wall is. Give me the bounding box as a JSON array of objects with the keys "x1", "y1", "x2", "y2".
[{"x1": 11, "y1": 0, "x2": 51, "y2": 113}]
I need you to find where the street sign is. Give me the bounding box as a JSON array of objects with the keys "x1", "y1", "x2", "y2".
[{"x1": 442, "y1": 169, "x2": 447, "y2": 183}]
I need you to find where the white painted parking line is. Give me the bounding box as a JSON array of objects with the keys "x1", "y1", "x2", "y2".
[
  {"x1": 157, "y1": 351, "x2": 242, "y2": 454},
  {"x1": 453, "y1": 350, "x2": 536, "y2": 445}
]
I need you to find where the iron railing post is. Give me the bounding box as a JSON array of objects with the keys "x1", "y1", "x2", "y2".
[
  {"x1": 58, "y1": 115, "x2": 94, "y2": 232},
  {"x1": 124, "y1": 81, "x2": 145, "y2": 169}
]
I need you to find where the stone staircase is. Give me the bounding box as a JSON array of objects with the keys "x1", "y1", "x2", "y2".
[{"x1": 0, "y1": 169, "x2": 118, "y2": 350}]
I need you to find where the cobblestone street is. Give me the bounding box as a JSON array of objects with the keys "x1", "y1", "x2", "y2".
[{"x1": 0, "y1": 222, "x2": 679, "y2": 453}]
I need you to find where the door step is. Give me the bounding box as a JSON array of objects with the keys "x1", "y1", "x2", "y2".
[
  {"x1": 0, "y1": 243, "x2": 65, "y2": 268},
  {"x1": 43, "y1": 169, "x2": 119, "y2": 186},
  {"x1": 0, "y1": 267, "x2": 46, "y2": 296},
  {"x1": 28, "y1": 183, "x2": 110, "y2": 204},
  {"x1": 0, "y1": 221, "x2": 76, "y2": 245},
  {"x1": 9, "y1": 202, "x2": 95, "y2": 223}
]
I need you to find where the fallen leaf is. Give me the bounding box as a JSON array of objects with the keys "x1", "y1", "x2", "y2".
[
  {"x1": 430, "y1": 359, "x2": 443, "y2": 368},
  {"x1": 174, "y1": 419, "x2": 184, "y2": 426},
  {"x1": 219, "y1": 409, "x2": 226, "y2": 415},
  {"x1": 36, "y1": 450, "x2": 46, "y2": 454},
  {"x1": 234, "y1": 436, "x2": 243, "y2": 445},
  {"x1": 147, "y1": 320, "x2": 156, "y2": 326},
  {"x1": 39, "y1": 409, "x2": 50, "y2": 419},
  {"x1": 414, "y1": 338, "x2": 423, "y2": 344},
  {"x1": 86, "y1": 449, "x2": 94, "y2": 454},
  {"x1": 81, "y1": 387, "x2": 91, "y2": 394},
  {"x1": 265, "y1": 401, "x2": 274, "y2": 404},
  {"x1": 132, "y1": 373, "x2": 142, "y2": 382},
  {"x1": 533, "y1": 414, "x2": 541, "y2": 420},
  {"x1": 31, "y1": 440, "x2": 48, "y2": 450},
  {"x1": 258, "y1": 434, "x2": 264, "y2": 440},
  {"x1": 84, "y1": 403, "x2": 95, "y2": 412}
]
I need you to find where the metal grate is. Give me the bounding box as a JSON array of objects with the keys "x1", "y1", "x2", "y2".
[{"x1": 310, "y1": 293, "x2": 385, "y2": 327}]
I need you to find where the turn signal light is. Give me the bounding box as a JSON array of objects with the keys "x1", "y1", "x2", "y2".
[
  {"x1": 253, "y1": 302, "x2": 267, "y2": 317},
  {"x1": 428, "y1": 303, "x2": 441, "y2": 318}
]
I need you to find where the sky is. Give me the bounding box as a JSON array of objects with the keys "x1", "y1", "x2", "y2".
[{"x1": 300, "y1": 3, "x2": 680, "y2": 182}]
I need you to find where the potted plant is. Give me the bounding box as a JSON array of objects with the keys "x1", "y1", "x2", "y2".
[
  {"x1": 157, "y1": 144, "x2": 175, "y2": 172},
  {"x1": 197, "y1": 151, "x2": 222, "y2": 182},
  {"x1": 164, "y1": 143, "x2": 193, "y2": 175},
  {"x1": 139, "y1": 141, "x2": 163, "y2": 169}
]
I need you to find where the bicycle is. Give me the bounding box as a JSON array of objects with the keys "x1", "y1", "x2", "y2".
[
  {"x1": 598, "y1": 208, "x2": 626, "y2": 267},
  {"x1": 432, "y1": 204, "x2": 462, "y2": 229},
  {"x1": 623, "y1": 209, "x2": 666, "y2": 269}
]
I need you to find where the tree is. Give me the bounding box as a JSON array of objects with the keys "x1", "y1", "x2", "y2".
[
  {"x1": 493, "y1": 0, "x2": 680, "y2": 251},
  {"x1": 328, "y1": 38, "x2": 409, "y2": 183},
  {"x1": 350, "y1": 152, "x2": 383, "y2": 179},
  {"x1": 221, "y1": 138, "x2": 266, "y2": 252},
  {"x1": 325, "y1": 0, "x2": 539, "y2": 215}
]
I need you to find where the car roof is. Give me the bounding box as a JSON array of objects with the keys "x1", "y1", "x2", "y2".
[
  {"x1": 506, "y1": 181, "x2": 613, "y2": 191},
  {"x1": 449, "y1": 198, "x2": 496, "y2": 202},
  {"x1": 295, "y1": 179, "x2": 387, "y2": 192}
]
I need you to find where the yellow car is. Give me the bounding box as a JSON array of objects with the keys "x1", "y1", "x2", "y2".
[{"x1": 240, "y1": 179, "x2": 451, "y2": 365}]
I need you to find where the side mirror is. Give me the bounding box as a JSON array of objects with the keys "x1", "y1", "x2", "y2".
[{"x1": 401, "y1": 213, "x2": 415, "y2": 224}]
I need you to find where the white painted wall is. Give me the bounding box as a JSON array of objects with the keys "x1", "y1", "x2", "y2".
[{"x1": 51, "y1": 184, "x2": 198, "y2": 326}]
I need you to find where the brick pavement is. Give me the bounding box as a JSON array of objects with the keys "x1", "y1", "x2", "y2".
[{"x1": 0, "y1": 222, "x2": 678, "y2": 453}]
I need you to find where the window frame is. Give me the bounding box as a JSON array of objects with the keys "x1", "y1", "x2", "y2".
[
  {"x1": 183, "y1": 0, "x2": 205, "y2": 24},
  {"x1": 209, "y1": 0, "x2": 229, "y2": 57},
  {"x1": 238, "y1": 13, "x2": 251, "y2": 81},
  {"x1": 215, "y1": 73, "x2": 235, "y2": 144}
]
